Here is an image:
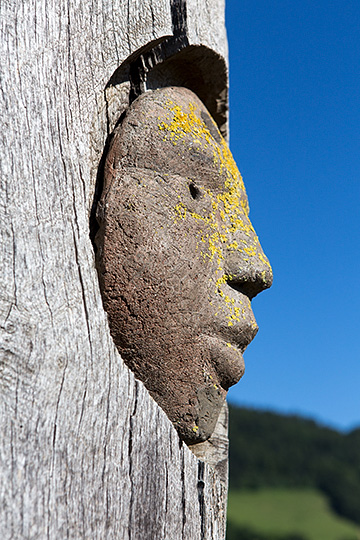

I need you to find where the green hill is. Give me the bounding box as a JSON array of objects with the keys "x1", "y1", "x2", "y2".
[
  {"x1": 227, "y1": 405, "x2": 360, "y2": 536},
  {"x1": 227, "y1": 488, "x2": 360, "y2": 540}
]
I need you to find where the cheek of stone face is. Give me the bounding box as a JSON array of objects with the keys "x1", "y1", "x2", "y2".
[
  {"x1": 96, "y1": 171, "x2": 229, "y2": 444},
  {"x1": 96, "y1": 172, "x2": 259, "y2": 444}
]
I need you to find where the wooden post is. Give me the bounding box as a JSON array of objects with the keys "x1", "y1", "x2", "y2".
[{"x1": 0, "y1": 1, "x2": 229, "y2": 537}]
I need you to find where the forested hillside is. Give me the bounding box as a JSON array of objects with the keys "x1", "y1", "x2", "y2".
[{"x1": 228, "y1": 405, "x2": 360, "y2": 525}]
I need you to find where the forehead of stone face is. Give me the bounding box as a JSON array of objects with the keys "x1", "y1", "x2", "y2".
[{"x1": 105, "y1": 86, "x2": 241, "y2": 193}]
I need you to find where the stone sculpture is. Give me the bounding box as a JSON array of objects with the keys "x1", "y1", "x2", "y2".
[{"x1": 95, "y1": 86, "x2": 272, "y2": 444}]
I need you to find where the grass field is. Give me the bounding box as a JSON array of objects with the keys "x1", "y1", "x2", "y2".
[{"x1": 227, "y1": 488, "x2": 360, "y2": 540}]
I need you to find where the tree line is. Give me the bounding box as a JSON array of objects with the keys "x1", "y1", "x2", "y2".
[{"x1": 228, "y1": 405, "x2": 360, "y2": 525}]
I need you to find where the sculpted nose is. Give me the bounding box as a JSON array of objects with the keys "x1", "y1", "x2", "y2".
[{"x1": 223, "y1": 229, "x2": 273, "y2": 299}]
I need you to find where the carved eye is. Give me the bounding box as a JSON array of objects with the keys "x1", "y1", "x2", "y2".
[{"x1": 189, "y1": 183, "x2": 200, "y2": 200}]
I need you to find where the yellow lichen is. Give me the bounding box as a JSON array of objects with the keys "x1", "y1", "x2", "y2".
[{"x1": 158, "y1": 98, "x2": 272, "y2": 323}]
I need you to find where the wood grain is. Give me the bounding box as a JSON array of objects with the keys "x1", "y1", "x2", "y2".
[{"x1": 0, "y1": 1, "x2": 228, "y2": 537}]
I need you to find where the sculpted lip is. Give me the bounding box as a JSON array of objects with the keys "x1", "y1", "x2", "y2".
[
  {"x1": 217, "y1": 317, "x2": 259, "y2": 353},
  {"x1": 201, "y1": 332, "x2": 256, "y2": 391},
  {"x1": 232, "y1": 324, "x2": 259, "y2": 353}
]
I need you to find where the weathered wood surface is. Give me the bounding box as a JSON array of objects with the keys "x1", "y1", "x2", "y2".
[{"x1": 0, "y1": 0, "x2": 228, "y2": 538}]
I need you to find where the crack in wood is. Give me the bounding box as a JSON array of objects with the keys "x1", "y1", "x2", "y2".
[
  {"x1": 129, "y1": 0, "x2": 189, "y2": 101},
  {"x1": 197, "y1": 461, "x2": 206, "y2": 539},
  {"x1": 128, "y1": 381, "x2": 139, "y2": 539}
]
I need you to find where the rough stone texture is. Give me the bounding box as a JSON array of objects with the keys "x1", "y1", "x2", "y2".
[
  {"x1": 95, "y1": 87, "x2": 272, "y2": 445},
  {"x1": 0, "y1": 1, "x2": 234, "y2": 539}
]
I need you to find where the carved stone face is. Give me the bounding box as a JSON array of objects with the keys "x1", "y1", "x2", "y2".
[{"x1": 95, "y1": 87, "x2": 272, "y2": 444}]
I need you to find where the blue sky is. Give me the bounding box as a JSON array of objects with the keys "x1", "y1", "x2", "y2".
[{"x1": 225, "y1": 0, "x2": 360, "y2": 431}]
